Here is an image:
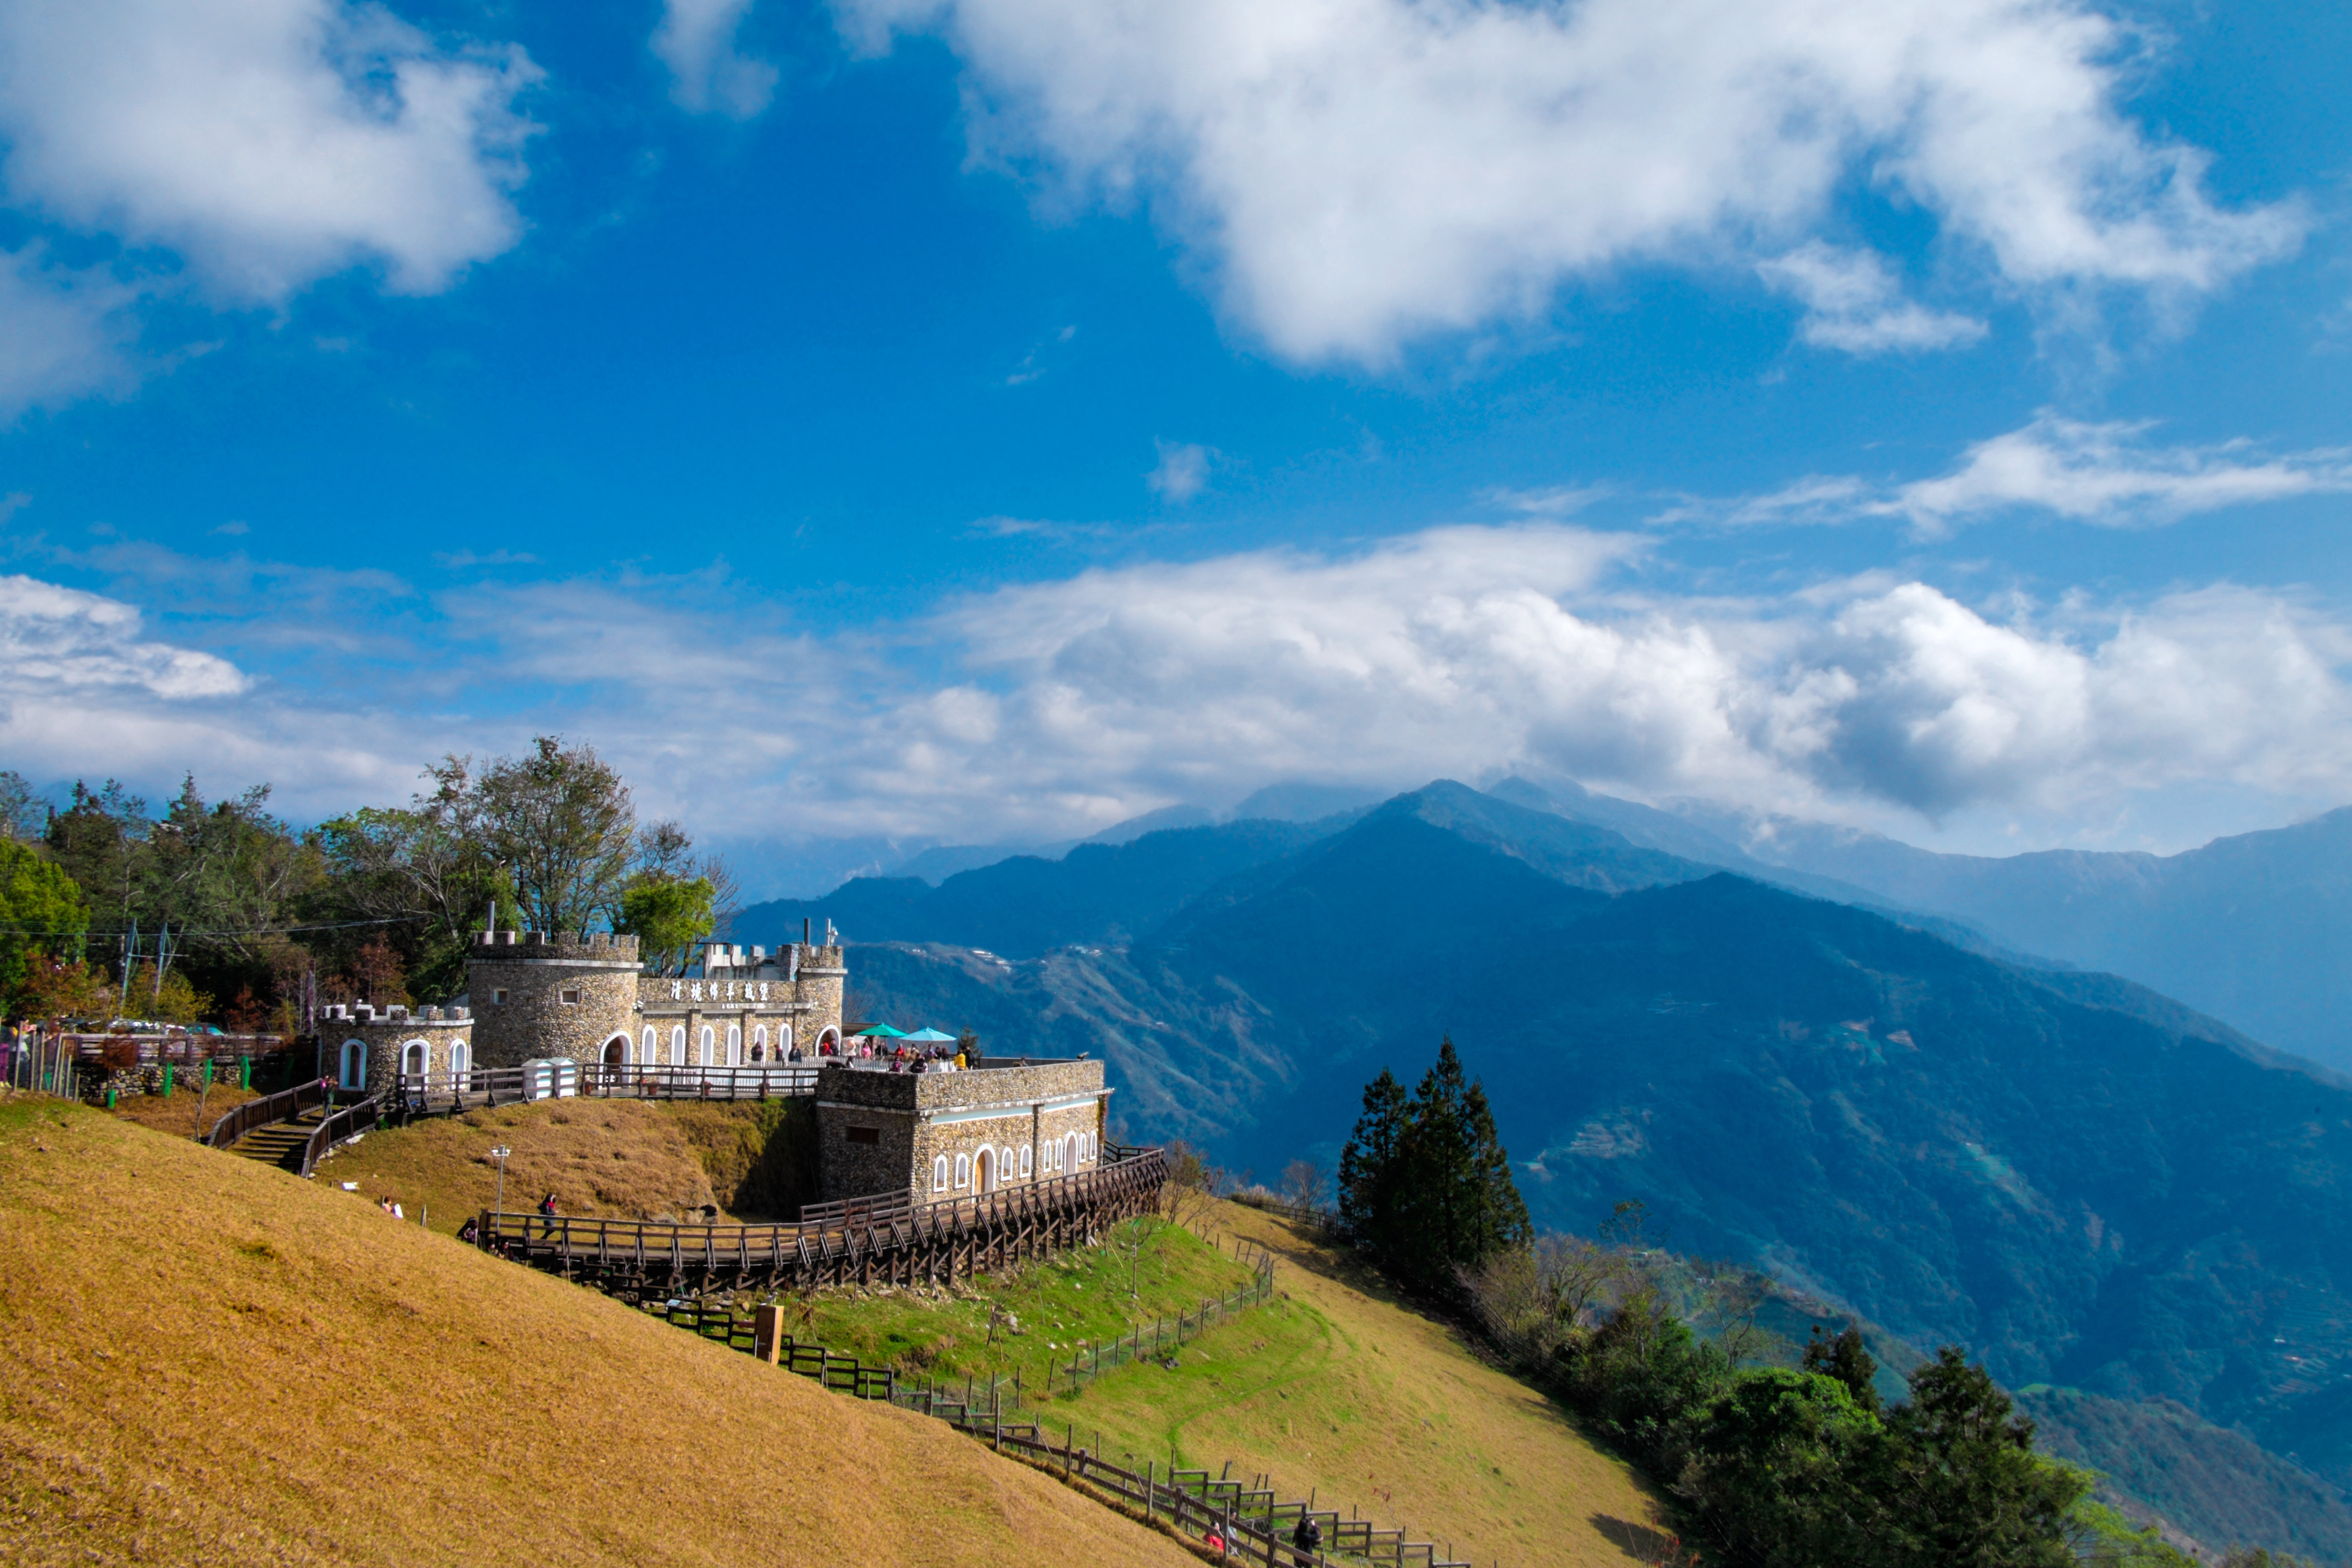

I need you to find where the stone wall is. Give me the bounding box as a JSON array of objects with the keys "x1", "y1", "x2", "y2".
[
  {"x1": 816, "y1": 1058, "x2": 1110, "y2": 1203},
  {"x1": 466, "y1": 932, "x2": 640, "y2": 1067}
]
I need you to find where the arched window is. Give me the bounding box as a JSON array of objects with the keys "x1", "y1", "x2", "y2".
[
  {"x1": 669, "y1": 1025, "x2": 685, "y2": 1065},
  {"x1": 1088, "y1": 1132, "x2": 1098, "y2": 1164},
  {"x1": 1019, "y1": 1143, "x2": 1032, "y2": 1178},
  {"x1": 640, "y1": 1026, "x2": 656, "y2": 1063},
  {"x1": 727, "y1": 1024, "x2": 742, "y2": 1066},
  {"x1": 401, "y1": 1039, "x2": 427, "y2": 1079},
  {"x1": 932, "y1": 1155, "x2": 949, "y2": 1193},
  {"x1": 954, "y1": 1153, "x2": 970, "y2": 1190},
  {"x1": 751, "y1": 1025, "x2": 767, "y2": 1062},
  {"x1": 699, "y1": 1025, "x2": 716, "y2": 1066},
  {"x1": 339, "y1": 1039, "x2": 366, "y2": 1089},
  {"x1": 449, "y1": 1040, "x2": 470, "y2": 1089}
]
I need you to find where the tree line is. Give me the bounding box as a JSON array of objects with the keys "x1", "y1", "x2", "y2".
[
  {"x1": 0, "y1": 738, "x2": 735, "y2": 1032},
  {"x1": 1334, "y1": 1044, "x2": 2213, "y2": 1567}
]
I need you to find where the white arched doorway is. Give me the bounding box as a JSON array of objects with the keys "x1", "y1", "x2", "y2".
[
  {"x1": 750, "y1": 1025, "x2": 767, "y2": 1062},
  {"x1": 669, "y1": 1025, "x2": 685, "y2": 1065},
  {"x1": 976, "y1": 1146, "x2": 996, "y2": 1194},
  {"x1": 817, "y1": 1026, "x2": 840, "y2": 1056},
  {"x1": 1062, "y1": 1132, "x2": 1080, "y2": 1174},
  {"x1": 640, "y1": 1026, "x2": 656, "y2": 1064},
  {"x1": 449, "y1": 1040, "x2": 471, "y2": 1091},
  {"x1": 400, "y1": 1040, "x2": 428, "y2": 1087},
  {"x1": 601, "y1": 1033, "x2": 627, "y2": 1068},
  {"x1": 698, "y1": 1025, "x2": 716, "y2": 1066},
  {"x1": 726, "y1": 1024, "x2": 741, "y2": 1066}
]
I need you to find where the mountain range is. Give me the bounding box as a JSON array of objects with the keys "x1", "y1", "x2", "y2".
[{"x1": 732, "y1": 781, "x2": 2352, "y2": 1557}]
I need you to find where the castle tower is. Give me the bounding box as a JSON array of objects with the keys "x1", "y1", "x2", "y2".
[{"x1": 466, "y1": 931, "x2": 641, "y2": 1069}]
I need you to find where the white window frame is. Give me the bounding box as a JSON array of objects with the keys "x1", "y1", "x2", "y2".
[
  {"x1": 698, "y1": 1025, "x2": 716, "y2": 1066},
  {"x1": 727, "y1": 1024, "x2": 742, "y2": 1066},
  {"x1": 932, "y1": 1155, "x2": 949, "y2": 1193},
  {"x1": 1019, "y1": 1144, "x2": 1032, "y2": 1178},
  {"x1": 669, "y1": 1025, "x2": 685, "y2": 1065},
  {"x1": 954, "y1": 1153, "x2": 971, "y2": 1190},
  {"x1": 640, "y1": 1026, "x2": 656, "y2": 1063}
]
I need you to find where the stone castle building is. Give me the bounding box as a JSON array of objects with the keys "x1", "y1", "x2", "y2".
[
  {"x1": 324, "y1": 927, "x2": 1113, "y2": 1207},
  {"x1": 818, "y1": 1057, "x2": 1111, "y2": 1203}
]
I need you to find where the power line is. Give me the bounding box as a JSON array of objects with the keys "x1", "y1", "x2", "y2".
[{"x1": 0, "y1": 915, "x2": 429, "y2": 939}]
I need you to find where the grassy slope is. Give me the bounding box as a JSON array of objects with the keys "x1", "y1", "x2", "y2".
[
  {"x1": 106, "y1": 1082, "x2": 262, "y2": 1138},
  {"x1": 0, "y1": 1100, "x2": 1203, "y2": 1568},
  {"x1": 779, "y1": 1218, "x2": 1263, "y2": 1388},
  {"x1": 1031, "y1": 1201, "x2": 1668, "y2": 1568},
  {"x1": 306, "y1": 1100, "x2": 756, "y2": 1233}
]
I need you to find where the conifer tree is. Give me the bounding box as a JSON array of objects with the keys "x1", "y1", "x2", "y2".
[
  {"x1": 1337, "y1": 1067, "x2": 1410, "y2": 1253},
  {"x1": 1394, "y1": 1038, "x2": 1532, "y2": 1295}
]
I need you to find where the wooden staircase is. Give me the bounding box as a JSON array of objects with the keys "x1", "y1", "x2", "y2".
[{"x1": 230, "y1": 1105, "x2": 333, "y2": 1173}]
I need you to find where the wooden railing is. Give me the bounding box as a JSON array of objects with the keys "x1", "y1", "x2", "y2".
[
  {"x1": 967, "y1": 1427, "x2": 1472, "y2": 1568},
  {"x1": 475, "y1": 1145, "x2": 1168, "y2": 1290},
  {"x1": 390, "y1": 1061, "x2": 820, "y2": 1116},
  {"x1": 204, "y1": 1078, "x2": 328, "y2": 1149},
  {"x1": 299, "y1": 1095, "x2": 377, "y2": 1179}
]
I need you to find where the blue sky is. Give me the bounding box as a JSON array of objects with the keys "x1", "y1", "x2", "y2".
[{"x1": 2, "y1": 0, "x2": 2350, "y2": 886}]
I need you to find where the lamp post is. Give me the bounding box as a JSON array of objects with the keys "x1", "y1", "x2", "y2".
[{"x1": 491, "y1": 1145, "x2": 511, "y2": 1216}]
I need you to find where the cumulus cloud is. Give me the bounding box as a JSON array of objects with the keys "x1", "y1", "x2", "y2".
[
  {"x1": 1757, "y1": 243, "x2": 1986, "y2": 356},
  {"x1": 1146, "y1": 440, "x2": 1212, "y2": 502},
  {"x1": 0, "y1": 0, "x2": 537, "y2": 413},
  {"x1": 1686, "y1": 416, "x2": 2352, "y2": 534},
  {"x1": 0, "y1": 573, "x2": 248, "y2": 701},
  {"x1": 839, "y1": 0, "x2": 2300, "y2": 362},
  {"x1": 8, "y1": 524, "x2": 2350, "y2": 849},
  {"x1": 652, "y1": 0, "x2": 778, "y2": 118},
  {"x1": 914, "y1": 529, "x2": 2352, "y2": 826},
  {"x1": 0, "y1": 0, "x2": 539, "y2": 300}
]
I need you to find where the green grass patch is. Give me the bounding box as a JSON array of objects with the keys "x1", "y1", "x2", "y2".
[{"x1": 749, "y1": 1216, "x2": 1262, "y2": 1391}]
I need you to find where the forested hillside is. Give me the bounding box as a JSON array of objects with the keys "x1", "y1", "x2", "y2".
[{"x1": 819, "y1": 782, "x2": 2352, "y2": 1543}]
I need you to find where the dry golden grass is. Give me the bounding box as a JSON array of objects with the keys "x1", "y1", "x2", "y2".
[
  {"x1": 1031, "y1": 1200, "x2": 1671, "y2": 1567},
  {"x1": 0, "y1": 1100, "x2": 1206, "y2": 1568},
  {"x1": 311, "y1": 1098, "x2": 738, "y2": 1233},
  {"x1": 104, "y1": 1082, "x2": 261, "y2": 1138}
]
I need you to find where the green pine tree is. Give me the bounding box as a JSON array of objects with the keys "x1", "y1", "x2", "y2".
[
  {"x1": 1396, "y1": 1037, "x2": 1531, "y2": 1295},
  {"x1": 1337, "y1": 1066, "x2": 1410, "y2": 1254}
]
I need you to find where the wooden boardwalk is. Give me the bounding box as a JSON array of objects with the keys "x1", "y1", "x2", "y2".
[{"x1": 475, "y1": 1145, "x2": 1168, "y2": 1294}]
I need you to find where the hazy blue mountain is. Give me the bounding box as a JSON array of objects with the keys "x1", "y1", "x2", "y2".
[
  {"x1": 1692, "y1": 805, "x2": 2352, "y2": 1072},
  {"x1": 1227, "y1": 781, "x2": 1387, "y2": 822},
  {"x1": 730, "y1": 817, "x2": 1329, "y2": 959},
  {"x1": 836, "y1": 781, "x2": 2352, "y2": 1519}
]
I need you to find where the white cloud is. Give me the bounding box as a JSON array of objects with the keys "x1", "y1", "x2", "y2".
[
  {"x1": 1756, "y1": 243, "x2": 1986, "y2": 356},
  {"x1": 1663, "y1": 415, "x2": 2352, "y2": 534},
  {"x1": 0, "y1": 0, "x2": 537, "y2": 413},
  {"x1": 1891, "y1": 417, "x2": 2352, "y2": 532},
  {"x1": 0, "y1": 573, "x2": 247, "y2": 700},
  {"x1": 839, "y1": 0, "x2": 2300, "y2": 363},
  {"x1": 0, "y1": 245, "x2": 142, "y2": 416},
  {"x1": 7, "y1": 525, "x2": 2350, "y2": 852},
  {"x1": 0, "y1": 0, "x2": 540, "y2": 301},
  {"x1": 652, "y1": 0, "x2": 779, "y2": 119},
  {"x1": 1146, "y1": 440, "x2": 1212, "y2": 502}
]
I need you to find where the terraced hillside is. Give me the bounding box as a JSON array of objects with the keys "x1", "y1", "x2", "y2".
[{"x1": 0, "y1": 1098, "x2": 1202, "y2": 1568}]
